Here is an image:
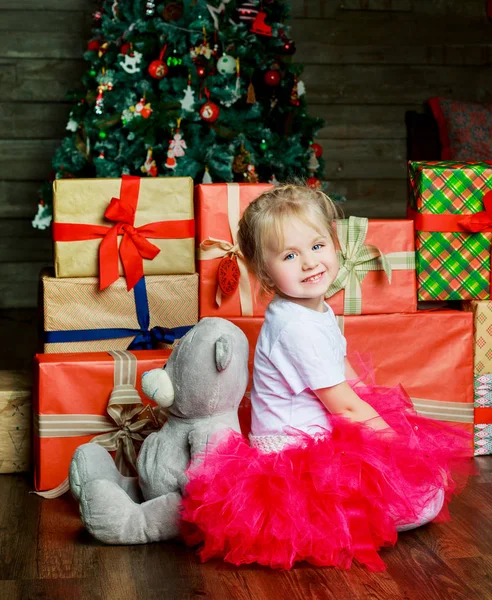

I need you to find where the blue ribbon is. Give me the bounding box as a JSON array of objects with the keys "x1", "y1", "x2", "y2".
[{"x1": 44, "y1": 276, "x2": 194, "y2": 350}]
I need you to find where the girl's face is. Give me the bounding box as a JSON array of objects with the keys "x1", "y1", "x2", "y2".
[{"x1": 263, "y1": 215, "x2": 339, "y2": 312}]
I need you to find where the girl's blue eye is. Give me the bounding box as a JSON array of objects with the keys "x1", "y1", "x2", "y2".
[
  {"x1": 312, "y1": 244, "x2": 323, "y2": 251},
  {"x1": 284, "y1": 253, "x2": 295, "y2": 261}
]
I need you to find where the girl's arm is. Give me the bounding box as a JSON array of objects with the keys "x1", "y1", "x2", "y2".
[
  {"x1": 314, "y1": 382, "x2": 390, "y2": 431},
  {"x1": 344, "y1": 357, "x2": 359, "y2": 382}
]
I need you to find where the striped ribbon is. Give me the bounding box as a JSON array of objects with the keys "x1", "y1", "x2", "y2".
[
  {"x1": 34, "y1": 350, "x2": 163, "y2": 498},
  {"x1": 326, "y1": 217, "x2": 416, "y2": 315},
  {"x1": 335, "y1": 316, "x2": 473, "y2": 424},
  {"x1": 198, "y1": 183, "x2": 253, "y2": 316}
]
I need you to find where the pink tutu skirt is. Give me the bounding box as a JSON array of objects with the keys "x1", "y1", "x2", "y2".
[{"x1": 180, "y1": 384, "x2": 473, "y2": 572}]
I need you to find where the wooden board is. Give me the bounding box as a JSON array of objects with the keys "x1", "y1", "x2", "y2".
[
  {"x1": 326, "y1": 179, "x2": 408, "y2": 218},
  {"x1": 0, "y1": 219, "x2": 52, "y2": 263},
  {"x1": 0, "y1": 140, "x2": 61, "y2": 180},
  {"x1": 0, "y1": 181, "x2": 46, "y2": 219},
  {"x1": 0, "y1": 262, "x2": 49, "y2": 308},
  {"x1": 301, "y1": 64, "x2": 492, "y2": 104},
  {"x1": 0, "y1": 103, "x2": 71, "y2": 139}
]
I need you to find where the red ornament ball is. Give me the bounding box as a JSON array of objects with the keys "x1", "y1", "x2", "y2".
[
  {"x1": 148, "y1": 60, "x2": 168, "y2": 79},
  {"x1": 264, "y1": 69, "x2": 281, "y2": 86},
  {"x1": 306, "y1": 177, "x2": 321, "y2": 189},
  {"x1": 311, "y1": 142, "x2": 323, "y2": 158},
  {"x1": 199, "y1": 101, "x2": 220, "y2": 122},
  {"x1": 120, "y1": 42, "x2": 131, "y2": 55},
  {"x1": 87, "y1": 39, "x2": 101, "y2": 51},
  {"x1": 196, "y1": 64, "x2": 207, "y2": 78}
]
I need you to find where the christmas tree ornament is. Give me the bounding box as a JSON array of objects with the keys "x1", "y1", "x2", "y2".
[
  {"x1": 260, "y1": 138, "x2": 268, "y2": 151},
  {"x1": 232, "y1": 145, "x2": 250, "y2": 174},
  {"x1": 167, "y1": 50, "x2": 183, "y2": 67},
  {"x1": 217, "y1": 255, "x2": 240, "y2": 295},
  {"x1": 290, "y1": 77, "x2": 300, "y2": 106},
  {"x1": 98, "y1": 131, "x2": 107, "y2": 139},
  {"x1": 148, "y1": 44, "x2": 168, "y2": 79},
  {"x1": 251, "y1": 11, "x2": 272, "y2": 36},
  {"x1": 162, "y1": 2, "x2": 184, "y2": 22},
  {"x1": 306, "y1": 176, "x2": 321, "y2": 189},
  {"x1": 66, "y1": 117, "x2": 79, "y2": 132},
  {"x1": 141, "y1": 147, "x2": 158, "y2": 176},
  {"x1": 87, "y1": 39, "x2": 101, "y2": 51},
  {"x1": 98, "y1": 151, "x2": 105, "y2": 159},
  {"x1": 245, "y1": 163, "x2": 259, "y2": 183},
  {"x1": 97, "y1": 42, "x2": 109, "y2": 59},
  {"x1": 89, "y1": 68, "x2": 97, "y2": 77},
  {"x1": 180, "y1": 75, "x2": 195, "y2": 112},
  {"x1": 165, "y1": 147, "x2": 177, "y2": 170},
  {"x1": 202, "y1": 166, "x2": 213, "y2": 183},
  {"x1": 264, "y1": 69, "x2": 281, "y2": 86},
  {"x1": 32, "y1": 202, "x2": 52, "y2": 230},
  {"x1": 94, "y1": 77, "x2": 113, "y2": 115},
  {"x1": 134, "y1": 98, "x2": 152, "y2": 118},
  {"x1": 145, "y1": 0, "x2": 155, "y2": 17},
  {"x1": 237, "y1": 2, "x2": 258, "y2": 23},
  {"x1": 310, "y1": 142, "x2": 323, "y2": 158},
  {"x1": 269, "y1": 173, "x2": 280, "y2": 185},
  {"x1": 190, "y1": 27, "x2": 216, "y2": 61},
  {"x1": 246, "y1": 81, "x2": 256, "y2": 104},
  {"x1": 220, "y1": 58, "x2": 241, "y2": 107},
  {"x1": 297, "y1": 80, "x2": 306, "y2": 96},
  {"x1": 196, "y1": 63, "x2": 207, "y2": 78},
  {"x1": 199, "y1": 100, "x2": 220, "y2": 122},
  {"x1": 111, "y1": 0, "x2": 120, "y2": 19},
  {"x1": 93, "y1": 10, "x2": 102, "y2": 22},
  {"x1": 170, "y1": 119, "x2": 187, "y2": 157},
  {"x1": 119, "y1": 50, "x2": 142, "y2": 74},
  {"x1": 217, "y1": 54, "x2": 236, "y2": 75},
  {"x1": 279, "y1": 29, "x2": 296, "y2": 55},
  {"x1": 307, "y1": 148, "x2": 319, "y2": 172},
  {"x1": 120, "y1": 42, "x2": 131, "y2": 54}
]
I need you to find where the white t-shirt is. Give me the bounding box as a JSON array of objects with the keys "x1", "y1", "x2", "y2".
[{"x1": 251, "y1": 296, "x2": 348, "y2": 436}]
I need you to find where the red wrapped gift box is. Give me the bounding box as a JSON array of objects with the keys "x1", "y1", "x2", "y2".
[
  {"x1": 196, "y1": 182, "x2": 273, "y2": 318},
  {"x1": 227, "y1": 310, "x2": 474, "y2": 448},
  {"x1": 33, "y1": 349, "x2": 171, "y2": 495}
]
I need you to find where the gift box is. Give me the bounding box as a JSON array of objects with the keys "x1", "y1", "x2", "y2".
[
  {"x1": 473, "y1": 375, "x2": 492, "y2": 455},
  {"x1": 408, "y1": 161, "x2": 492, "y2": 301},
  {"x1": 53, "y1": 176, "x2": 195, "y2": 290},
  {"x1": 461, "y1": 300, "x2": 492, "y2": 374},
  {"x1": 41, "y1": 269, "x2": 198, "y2": 353},
  {"x1": 325, "y1": 217, "x2": 417, "y2": 315},
  {"x1": 33, "y1": 349, "x2": 171, "y2": 495},
  {"x1": 227, "y1": 310, "x2": 474, "y2": 447},
  {"x1": 196, "y1": 182, "x2": 273, "y2": 318},
  {"x1": 0, "y1": 371, "x2": 31, "y2": 473}
]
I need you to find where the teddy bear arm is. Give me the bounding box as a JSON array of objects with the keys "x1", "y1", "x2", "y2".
[{"x1": 138, "y1": 427, "x2": 191, "y2": 500}]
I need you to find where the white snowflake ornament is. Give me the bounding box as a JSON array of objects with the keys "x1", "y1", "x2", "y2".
[{"x1": 66, "y1": 117, "x2": 78, "y2": 132}]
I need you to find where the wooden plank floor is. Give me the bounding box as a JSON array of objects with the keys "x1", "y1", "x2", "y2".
[{"x1": 0, "y1": 457, "x2": 490, "y2": 600}]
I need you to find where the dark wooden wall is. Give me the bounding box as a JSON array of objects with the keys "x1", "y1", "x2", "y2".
[{"x1": 1, "y1": 0, "x2": 491, "y2": 308}]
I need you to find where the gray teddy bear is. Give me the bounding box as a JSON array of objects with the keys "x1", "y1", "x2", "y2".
[{"x1": 69, "y1": 317, "x2": 249, "y2": 544}]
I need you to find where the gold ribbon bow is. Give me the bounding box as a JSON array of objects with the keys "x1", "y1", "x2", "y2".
[
  {"x1": 326, "y1": 217, "x2": 415, "y2": 315},
  {"x1": 34, "y1": 350, "x2": 162, "y2": 498},
  {"x1": 198, "y1": 183, "x2": 253, "y2": 316}
]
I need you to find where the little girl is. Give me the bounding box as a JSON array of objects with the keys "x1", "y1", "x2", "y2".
[{"x1": 181, "y1": 184, "x2": 472, "y2": 572}]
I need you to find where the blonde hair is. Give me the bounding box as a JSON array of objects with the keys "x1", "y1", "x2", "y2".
[{"x1": 237, "y1": 183, "x2": 340, "y2": 293}]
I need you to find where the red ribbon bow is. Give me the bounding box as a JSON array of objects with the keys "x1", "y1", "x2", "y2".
[
  {"x1": 458, "y1": 191, "x2": 492, "y2": 233},
  {"x1": 100, "y1": 177, "x2": 160, "y2": 290},
  {"x1": 52, "y1": 175, "x2": 195, "y2": 291}
]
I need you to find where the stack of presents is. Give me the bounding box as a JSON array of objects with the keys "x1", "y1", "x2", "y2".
[{"x1": 2, "y1": 161, "x2": 492, "y2": 497}]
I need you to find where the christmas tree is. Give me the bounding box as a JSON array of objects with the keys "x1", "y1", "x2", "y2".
[{"x1": 33, "y1": 0, "x2": 325, "y2": 229}]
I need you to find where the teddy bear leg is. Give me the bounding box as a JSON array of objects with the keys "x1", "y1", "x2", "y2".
[
  {"x1": 79, "y1": 479, "x2": 181, "y2": 544},
  {"x1": 69, "y1": 444, "x2": 141, "y2": 503}
]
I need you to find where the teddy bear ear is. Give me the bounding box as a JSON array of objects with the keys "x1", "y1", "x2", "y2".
[{"x1": 215, "y1": 334, "x2": 233, "y2": 372}]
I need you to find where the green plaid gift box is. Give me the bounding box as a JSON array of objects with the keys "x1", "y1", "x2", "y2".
[
  {"x1": 408, "y1": 161, "x2": 492, "y2": 301},
  {"x1": 474, "y1": 374, "x2": 492, "y2": 456}
]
